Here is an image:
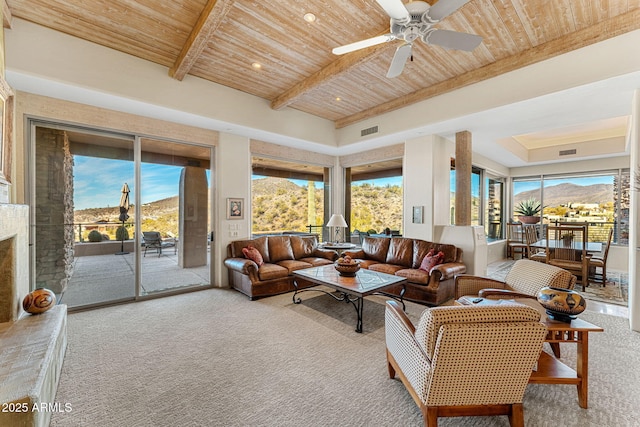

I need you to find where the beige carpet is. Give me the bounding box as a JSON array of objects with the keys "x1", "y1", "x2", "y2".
[{"x1": 50, "y1": 287, "x2": 639, "y2": 427}]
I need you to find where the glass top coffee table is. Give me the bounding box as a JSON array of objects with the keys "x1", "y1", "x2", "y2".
[{"x1": 293, "y1": 265, "x2": 407, "y2": 333}]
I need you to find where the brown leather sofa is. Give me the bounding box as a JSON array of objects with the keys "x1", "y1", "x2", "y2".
[
  {"x1": 342, "y1": 236, "x2": 466, "y2": 306},
  {"x1": 224, "y1": 235, "x2": 338, "y2": 300}
]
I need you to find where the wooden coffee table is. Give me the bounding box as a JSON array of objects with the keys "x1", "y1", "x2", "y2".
[
  {"x1": 293, "y1": 265, "x2": 407, "y2": 333},
  {"x1": 457, "y1": 296, "x2": 603, "y2": 408}
]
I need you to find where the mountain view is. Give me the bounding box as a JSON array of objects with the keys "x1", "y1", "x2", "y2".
[
  {"x1": 73, "y1": 177, "x2": 404, "y2": 240},
  {"x1": 515, "y1": 183, "x2": 614, "y2": 207}
]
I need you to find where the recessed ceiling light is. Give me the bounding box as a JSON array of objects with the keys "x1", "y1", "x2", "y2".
[
  {"x1": 335, "y1": 97, "x2": 342, "y2": 102},
  {"x1": 251, "y1": 62, "x2": 262, "y2": 69},
  {"x1": 303, "y1": 13, "x2": 316, "y2": 23}
]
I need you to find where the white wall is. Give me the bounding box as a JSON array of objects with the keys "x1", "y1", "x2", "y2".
[
  {"x1": 403, "y1": 135, "x2": 453, "y2": 241},
  {"x1": 216, "y1": 133, "x2": 251, "y2": 287}
]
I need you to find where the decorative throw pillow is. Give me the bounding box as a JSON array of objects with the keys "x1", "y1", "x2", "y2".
[
  {"x1": 419, "y1": 249, "x2": 445, "y2": 273},
  {"x1": 242, "y1": 245, "x2": 264, "y2": 266}
]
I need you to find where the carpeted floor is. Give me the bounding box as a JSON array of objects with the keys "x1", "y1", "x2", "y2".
[{"x1": 50, "y1": 286, "x2": 640, "y2": 427}]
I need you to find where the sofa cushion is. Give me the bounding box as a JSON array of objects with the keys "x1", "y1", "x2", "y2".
[
  {"x1": 242, "y1": 245, "x2": 264, "y2": 266},
  {"x1": 357, "y1": 259, "x2": 381, "y2": 269},
  {"x1": 395, "y1": 268, "x2": 430, "y2": 284},
  {"x1": 362, "y1": 236, "x2": 390, "y2": 263},
  {"x1": 291, "y1": 235, "x2": 317, "y2": 259},
  {"x1": 277, "y1": 259, "x2": 313, "y2": 274},
  {"x1": 230, "y1": 238, "x2": 269, "y2": 262},
  {"x1": 385, "y1": 238, "x2": 413, "y2": 266},
  {"x1": 299, "y1": 257, "x2": 334, "y2": 267},
  {"x1": 419, "y1": 249, "x2": 444, "y2": 273},
  {"x1": 369, "y1": 263, "x2": 404, "y2": 275},
  {"x1": 258, "y1": 263, "x2": 289, "y2": 281},
  {"x1": 413, "y1": 241, "x2": 458, "y2": 268},
  {"x1": 268, "y1": 236, "x2": 295, "y2": 263}
]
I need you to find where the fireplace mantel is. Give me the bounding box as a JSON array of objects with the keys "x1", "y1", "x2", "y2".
[{"x1": 0, "y1": 203, "x2": 29, "y2": 323}]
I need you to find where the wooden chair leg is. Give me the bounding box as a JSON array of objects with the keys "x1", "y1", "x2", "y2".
[
  {"x1": 508, "y1": 403, "x2": 524, "y2": 427},
  {"x1": 424, "y1": 406, "x2": 438, "y2": 427},
  {"x1": 550, "y1": 342, "x2": 561, "y2": 358},
  {"x1": 387, "y1": 361, "x2": 396, "y2": 379}
]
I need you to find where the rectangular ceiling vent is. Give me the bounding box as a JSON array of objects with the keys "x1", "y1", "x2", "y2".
[
  {"x1": 559, "y1": 149, "x2": 577, "y2": 156},
  {"x1": 361, "y1": 125, "x2": 379, "y2": 137}
]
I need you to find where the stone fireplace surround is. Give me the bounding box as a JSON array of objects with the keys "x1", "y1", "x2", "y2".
[{"x1": 0, "y1": 204, "x2": 68, "y2": 427}]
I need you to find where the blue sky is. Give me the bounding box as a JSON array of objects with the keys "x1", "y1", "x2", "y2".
[{"x1": 73, "y1": 156, "x2": 188, "y2": 210}]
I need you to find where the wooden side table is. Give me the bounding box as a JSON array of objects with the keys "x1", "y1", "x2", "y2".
[{"x1": 456, "y1": 296, "x2": 603, "y2": 408}]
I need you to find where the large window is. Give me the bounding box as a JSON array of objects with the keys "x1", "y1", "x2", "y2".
[
  {"x1": 512, "y1": 170, "x2": 629, "y2": 244},
  {"x1": 345, "y1": 159, "x2": 403, "y2": 236},
  {"x1": 485, "y1": 175, "x2": 505, "y2": 239},
  {"x1": 450, "y1": 161, "x2": 503, "y2": 240},
  {"x1": 251, "y1": 156, "x2": 329, "y2": 238}
]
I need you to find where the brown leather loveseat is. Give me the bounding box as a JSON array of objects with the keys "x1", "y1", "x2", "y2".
[
  {"x1": 342, "y1": 236, "x2": 466, "y2": 305},
  {"x1": 224, "y1": 235, "x2": 338, "y2": 300}
]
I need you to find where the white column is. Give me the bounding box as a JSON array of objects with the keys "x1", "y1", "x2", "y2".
[{"x1": 629, "y1": 90, "x2": 640, "y2": 331}]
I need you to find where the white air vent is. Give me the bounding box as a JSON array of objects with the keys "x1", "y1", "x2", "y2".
[
  {"x1": 559, "y1": 149, "x2": 577, "y2": 156},
  {"x1": 361, "y1": 125, "x2": 379, "y2": 137}
]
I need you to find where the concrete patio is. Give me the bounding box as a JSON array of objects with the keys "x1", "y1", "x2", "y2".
[{"x1": 61, "y1": 250, "x2": 210, "y2": 308}]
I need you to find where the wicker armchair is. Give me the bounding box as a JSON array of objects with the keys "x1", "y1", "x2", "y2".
[
  {"x1": 454, "y1": 259, "x2": 576, "y2": 301},
  {"x1": 385, "y1": 301, "x2": 546, "y2": 426}
]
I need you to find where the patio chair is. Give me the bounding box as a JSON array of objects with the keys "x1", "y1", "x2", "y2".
[
  {"x1": 589, "y1": 228, "x2": 613, "y2": 286},
  {"x1": 385, "y1": 301, "x2": 546, "y2": 426},
  {"x1": 142, "y1": 231, "x2": 177, "y2": 257}
]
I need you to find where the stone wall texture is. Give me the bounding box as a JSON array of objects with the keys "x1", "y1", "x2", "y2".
[{"x1": 35, "y1": 128, "x2": 74, "y2": 294}]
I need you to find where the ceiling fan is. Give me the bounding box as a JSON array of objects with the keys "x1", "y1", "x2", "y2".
[{"x1": 332, "y1": 0, "x2": 482, "y2": 78}]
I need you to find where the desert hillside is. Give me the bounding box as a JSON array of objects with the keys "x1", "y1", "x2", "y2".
[{"x1": 73, "y1": 178, "x2": 403, "y2": 236}]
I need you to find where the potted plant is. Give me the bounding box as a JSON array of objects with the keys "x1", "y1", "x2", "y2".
[{"x1": 514, "y1": 198, "x2": 542, "y2": 224}]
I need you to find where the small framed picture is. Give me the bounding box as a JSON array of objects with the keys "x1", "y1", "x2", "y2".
[
  {"x1": 227, "y1": 198, "x2": 244, "y2": 220},
  {"x1": 412, "y1": 206, "x2": 424, "y2": 224}
]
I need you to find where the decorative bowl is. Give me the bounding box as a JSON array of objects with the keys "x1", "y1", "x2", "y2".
[
  {"x1": 22, "y1": 288, "x2": 57, "y2": 315},
  {"x1": 334, "y1": 261, "x2": 360, "y2": 276},
  {"x1": 536, "y1": 286, "x2": 586, "y2": 323}
]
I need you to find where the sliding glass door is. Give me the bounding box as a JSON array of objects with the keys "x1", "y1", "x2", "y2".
[
  {"x1": 31, "y1": 123, "x2": 214, "y2": 310},
  {"x1": 139, "y1": 138, "x2": 211, "y2": 295}
]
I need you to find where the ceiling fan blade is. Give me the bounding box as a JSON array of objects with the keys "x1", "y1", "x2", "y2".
[
  {"x1": 424, "y1": 29, "x2": 482, "y2": 51},
  {"x1": 332, "y1": 34, "x2": 394, "y2": 55},
  {"x1": 376, "y1": 0, "x2": 410, "y2": 22},
  {"x1": 386, "y1": 43, "x2": 412, "y2": 78},
  {"x1": 426, "y1": 0, "x2": 470, "y2": 22}
]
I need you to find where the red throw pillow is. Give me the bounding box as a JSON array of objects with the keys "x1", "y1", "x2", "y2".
[
  {"x1": 242, "y1": 245, "x2": 264, "y2": 266},
  {"x1": 419, "y1": 250, "x2": 445, "y2": 273}
]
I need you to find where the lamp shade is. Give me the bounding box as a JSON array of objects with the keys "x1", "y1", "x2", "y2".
[{"x1": 326, "y1": 214, "x2": 348, "y2": 228}]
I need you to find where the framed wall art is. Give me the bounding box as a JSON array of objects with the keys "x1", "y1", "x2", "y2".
[
  {"x1": 227, "y1": 198, "x2": 244, "y2": 220},
  {"x1": 412, "y1": 206, "x2": 424, "y2": 224}
]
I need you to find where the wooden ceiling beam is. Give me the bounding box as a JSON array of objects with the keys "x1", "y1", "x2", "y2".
[
  {"x1": 271, "y1": 34, "x2": 395, "y2": 111},
  {"x1": 335, "y1": 8, "x2": 640, "y2": 129},
  {"x1": 169, "y1": 0, "x2": 235, "y2": 81},
  {"x1": 3, "y1": 0, "x2": 12, "y2": 29}
]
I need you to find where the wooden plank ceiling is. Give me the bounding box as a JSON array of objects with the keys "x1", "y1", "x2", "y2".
[{"x1": 6, "y1": 0, "x2": 640, "y2": 129}]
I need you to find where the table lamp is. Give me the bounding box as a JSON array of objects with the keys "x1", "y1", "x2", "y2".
[{"x1": 326, "y1": 214, "x2": 348, "y2": 243}]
